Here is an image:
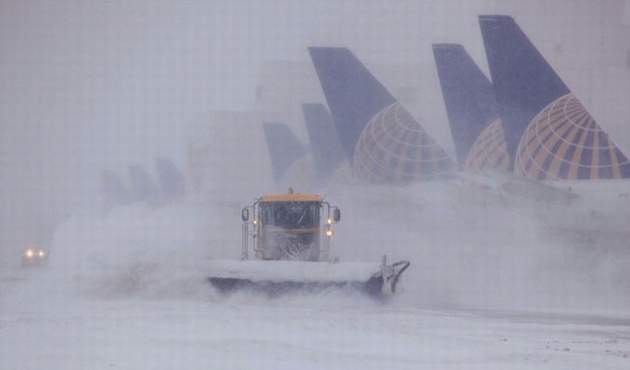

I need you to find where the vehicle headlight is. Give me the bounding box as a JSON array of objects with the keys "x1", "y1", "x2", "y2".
[
  {"x1": 325, "y1": 229, "x2": 334, "y2": 237},
  {"x1": 25, "y1": 249, "x2": 34, "y2": 258},
  {"x1": 38, "y1": 250, "x2": 46, "y2": 258}
]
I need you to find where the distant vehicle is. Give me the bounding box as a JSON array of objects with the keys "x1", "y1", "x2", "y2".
[{"x1": 21, "y1": 246, "x2": 48, "y2": 267}]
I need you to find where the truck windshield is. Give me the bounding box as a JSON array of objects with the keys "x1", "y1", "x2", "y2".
[{"x1": 260, "y1": 201, "x2": 320, "y2": 229}]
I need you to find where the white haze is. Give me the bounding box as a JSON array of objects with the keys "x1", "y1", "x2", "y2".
[
  {"x1": 1, "y1": 174, "x2": 625, "y2": 316},
  {"x1": 2, "y1": 0, "x2": 630, "y2": 319},
  {"x1": 4, "y1": 3, "x2": 630, "y2": 369},
  {"x1": 3, "y1": 0, "x2": 630, "y2": 261}
]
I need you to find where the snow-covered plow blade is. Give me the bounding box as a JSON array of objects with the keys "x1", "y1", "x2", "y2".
[{"x1": 208, "y1": 259, "x2": 410, "y2": 298}]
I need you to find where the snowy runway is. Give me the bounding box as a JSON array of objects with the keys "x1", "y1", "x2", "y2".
[{"x1": 2, "y1": 283, "x2": 629, "y2": 370}]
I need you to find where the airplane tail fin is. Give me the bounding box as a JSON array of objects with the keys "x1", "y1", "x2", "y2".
[
  {"x1": 432, "y1": 43, "x2": 499, "y2": 166},
  {"x1": 101, "y1": 169, "x2": 130, "y2": 207},
  {"x1": 479, "y1": 15, "x2": 569, "y2": 159},
  {"x1": 301, "y1": 103, "x2": 345, "y2": 181},
  {"x1": 309, "y1": 46, "x2": 454, "y2": 183},
  {"x1": 128, "y1": 165, "x2": 160, "y2": 204},
  {"x1": 308, "y1": 47, "x2": 396, "y2": 160},
  {"x1": 155, "y1": 157, "x2": 186, "y2": 201},
  {"x1": 262, "y1": 122, "x2": 307, "y2": 182},
  {"x1": 480, "y1": 15, "x2": 630, "y2": 179}
]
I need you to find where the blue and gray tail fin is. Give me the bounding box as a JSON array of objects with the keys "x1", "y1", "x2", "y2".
[
  {"x1": 479, "y1": 15, "x2": 569, "y2": 160},
  {"x1": 309, "y1": 46, "x2": 454, "y2": 183},
  {"x1": 308, "y1": 47, "x2": 396, "y2": 160},
  {"x1": 480, "y1": 15, "x2": 630, "y2": 179},
  {"x1": 301, "y1": 103, "x2": 345, "y2": 180},
  {"x1": 154, "y1": 157, "x2": 186, "y2": 201},
  {"x1": 128, "y1": 165, "x2": 160, "y2": 204},
  {"x1": 101, "y1": 169, "x2": 130, "y2": 207},
  {"x1": 432, "y1": 43, "x2": 499, "y2": 166},
  {"x1": 262, "y1": 122, "x2": 307, "y2": 182}
]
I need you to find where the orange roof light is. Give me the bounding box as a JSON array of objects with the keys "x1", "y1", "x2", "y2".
[{"x1": 261, "y1": 193, "x2": 322, "y2": 202}]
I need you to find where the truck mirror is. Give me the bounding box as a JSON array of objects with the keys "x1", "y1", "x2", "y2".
[
  {"x1": 333, "y1": 208, "x2": 341, "y2": 223},
  {"x1": 241, "y1": 208, "x2": 249, "y2": 222}
]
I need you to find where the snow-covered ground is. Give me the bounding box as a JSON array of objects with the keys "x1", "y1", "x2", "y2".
[
  {"x1": 2, "y1": 276, "x2": 629, "y2": 370},
  {"x1": 1, "y1": 185, "x2": 629, "y2": 369}
]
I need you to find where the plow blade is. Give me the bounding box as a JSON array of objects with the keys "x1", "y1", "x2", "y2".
[{"x1": 208, "y1": 259, "x2": 410, "y2": 298}]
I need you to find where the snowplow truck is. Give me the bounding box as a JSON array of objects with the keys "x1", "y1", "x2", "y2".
[{"x1": 208, "y1": 191, "x2": 410, "y2": 297}]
